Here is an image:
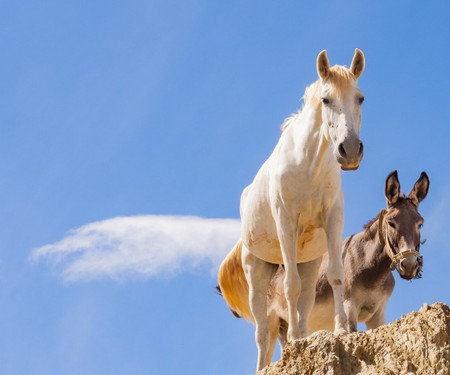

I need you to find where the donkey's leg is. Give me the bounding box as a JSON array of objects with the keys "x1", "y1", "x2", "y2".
[
  {"x1": 325, "y1": 196, "x2": 348, "y2": 335},
  {"x1": 242, "y1": 246, "x2": 278, "y2": 371},
  {"x1": 278, "y1": 319, "x2": 288, "y2": 351},
  {"x1": 365, "y1": 305, "x2": 386, "y2": 330},
  {"x1": 296, "y1": 257, "x2": 322, "y2": 337},
  {"x1": 343, "y1": 299, "x2": 358, "y2": 332}
]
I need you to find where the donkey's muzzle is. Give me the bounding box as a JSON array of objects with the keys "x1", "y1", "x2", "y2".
[{"x1": 397, "y1": 253, "x2": 422, "y2": 280}]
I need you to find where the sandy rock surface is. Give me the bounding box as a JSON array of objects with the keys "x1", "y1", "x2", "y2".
[{"x1": 258, "y1": 302, "x2": 450, "y2": 375}]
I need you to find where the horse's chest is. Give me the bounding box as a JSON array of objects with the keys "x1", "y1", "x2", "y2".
[
  {"x1": 242, "y1": 170, "x2": 339, "y2": 264},
  {"x1": 282, "y1": 178, "x2": 338, "y2": 210}
]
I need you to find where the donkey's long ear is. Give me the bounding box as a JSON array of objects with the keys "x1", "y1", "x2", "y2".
[
  {"x1": 385, "y1": 170, "x2": 400, "y2": 206},
  {"x1": 317, "y1": 50, "x2": 330, "y2": 80},
  {"x1": 350, "y1": 48, "x2": 365, "y2": 79},
  {"x1": 409, "y1": 172, "x2": 430, "y2": 206}
]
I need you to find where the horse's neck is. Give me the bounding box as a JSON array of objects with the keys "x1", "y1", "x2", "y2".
[{"x1": 279, "y1": 105, "x2": 334, "y2": 174}]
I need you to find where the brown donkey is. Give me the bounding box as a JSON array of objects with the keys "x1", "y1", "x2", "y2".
[{"x1": 218, "y1": 170, "x2": 429, "y2": 361}]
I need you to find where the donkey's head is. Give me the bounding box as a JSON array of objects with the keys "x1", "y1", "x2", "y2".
[
  {"x1": 317, "y1": 49, "x2": 365, "y2": 170},
  {"x1": 383, "y1": 170, "x2": 430, "y2": 280}
]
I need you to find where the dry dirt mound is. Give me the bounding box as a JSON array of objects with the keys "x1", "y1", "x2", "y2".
[{"x1": 258, "y1": 302, "x2": 450, "y2": 375}]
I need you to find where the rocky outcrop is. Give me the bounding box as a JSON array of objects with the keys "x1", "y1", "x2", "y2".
[{"x1": 258, "y1": 302, "x2": 450, "y2": 375}]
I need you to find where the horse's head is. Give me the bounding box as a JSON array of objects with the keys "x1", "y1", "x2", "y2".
[
  {"x1": 316, "y1": 49, "x2": 365, "y2": 171},
  {"x1": 382, "y1": 170, "x2": 430, "y2": 280}
]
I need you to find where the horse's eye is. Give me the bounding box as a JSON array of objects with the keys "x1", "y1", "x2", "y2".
[
  {"x1": 321, "y1": 98, "x2": 330, "y2": 105},
  {"x1": 358, "y1": 97, "x2": 365, "y2": 104},
  {"x1": 388, "y1": 221, "x2": 396, "y2": 229},
  {"x1": 418, "y1": 223, "x2": 423, "y2": 229}
]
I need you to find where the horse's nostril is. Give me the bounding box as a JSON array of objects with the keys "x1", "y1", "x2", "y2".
[
  {"x1": 358, "y1": 142, "x2": 364, "y2": 156},
  {"x1": 338, "y1": 143, "x2": 346, "y2": 158}
]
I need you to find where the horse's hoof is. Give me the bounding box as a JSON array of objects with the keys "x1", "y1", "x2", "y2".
[{"x1": 334, "y1": 327, "x2": 348, "y2": 336}]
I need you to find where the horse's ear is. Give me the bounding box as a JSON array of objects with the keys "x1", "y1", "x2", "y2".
[
  {"x1": 409, "y1": 172, "x2": 430, "y2": 207},
  {"x1": 385, "y1": 170, "x2": 400, "y2": 206},
  {"x1": 317, "y1": 50, "x2": 330, "y2": 80},
  {"x1": 350, "y1": 48, "x2": 365, "y2": 79}
]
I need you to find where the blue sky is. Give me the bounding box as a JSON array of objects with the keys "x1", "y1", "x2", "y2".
[{"x1": 0, "y1": 1, "x2": 449, "y2": 374}]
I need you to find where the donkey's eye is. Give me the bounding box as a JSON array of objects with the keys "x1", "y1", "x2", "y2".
[
  {"x1": 358, "y1": 96, "x2": 365, "y2": 104},
  {"x1": 321, "y1": 98, "x2": 330, "y2": 105},
  {"x1": 418, "y1": 223, "x2": 423, "y2": 229}
]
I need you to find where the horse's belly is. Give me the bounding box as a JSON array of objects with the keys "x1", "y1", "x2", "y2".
[
  {"x1": 246, "y1": 227, "x2": 328, "y2": 264},
  {"x1": 298, "y1": 227, "x2": 328, "y2": 262}
]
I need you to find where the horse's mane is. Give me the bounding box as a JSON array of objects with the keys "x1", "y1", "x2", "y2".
[{"x1": 281, "y1": 65, "x2": 356, "y2": 131}]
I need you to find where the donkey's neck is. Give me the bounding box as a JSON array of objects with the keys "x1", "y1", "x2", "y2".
[{"x1": 352, "y1": 217, "x2": 393, "y2": 284}]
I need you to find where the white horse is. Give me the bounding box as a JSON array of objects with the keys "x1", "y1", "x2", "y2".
[{"x1": 218, "y1": 49, "x2": 365, "y2": 371}]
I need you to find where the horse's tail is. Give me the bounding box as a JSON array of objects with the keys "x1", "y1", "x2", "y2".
[{"x1": 217, "y1": 239, "x2": 254, "y2": 323}]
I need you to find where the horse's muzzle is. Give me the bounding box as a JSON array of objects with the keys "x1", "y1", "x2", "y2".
[
  {"x1": 336, "y1": 139, "x2": 364, "y2": 171},
  {"x1": 341, "y1": 164, "x2": 360, "y2": 171}
]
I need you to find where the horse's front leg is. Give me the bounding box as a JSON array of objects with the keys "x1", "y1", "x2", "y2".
[
  {"x1": 273, "y1": 207, "x2": 301, "y2": 342},
  {"x1": 242, "y1": 245, "x2": 278, "y2": 372},
  {"x1": 296, "y1": 257, "x2": 322, "y2": 336},
  {"x1": 326, "y1": 195, "x2": 348, "y2": 335}
]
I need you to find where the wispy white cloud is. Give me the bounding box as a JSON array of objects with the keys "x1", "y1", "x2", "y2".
[{"x1": 30, "y1": 215, "x2": 241, "y2": 282}]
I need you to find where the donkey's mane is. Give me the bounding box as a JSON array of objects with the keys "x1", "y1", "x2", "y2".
[
  {"x1": 281, "y1": 65, "x2": 357, "y2": 131},
  {"x1": 363, "y1": 194, "x2": 409, "y2": 232},
  {"x1": 363, "y1": 213, "x2": 381, "y2": 232}
]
